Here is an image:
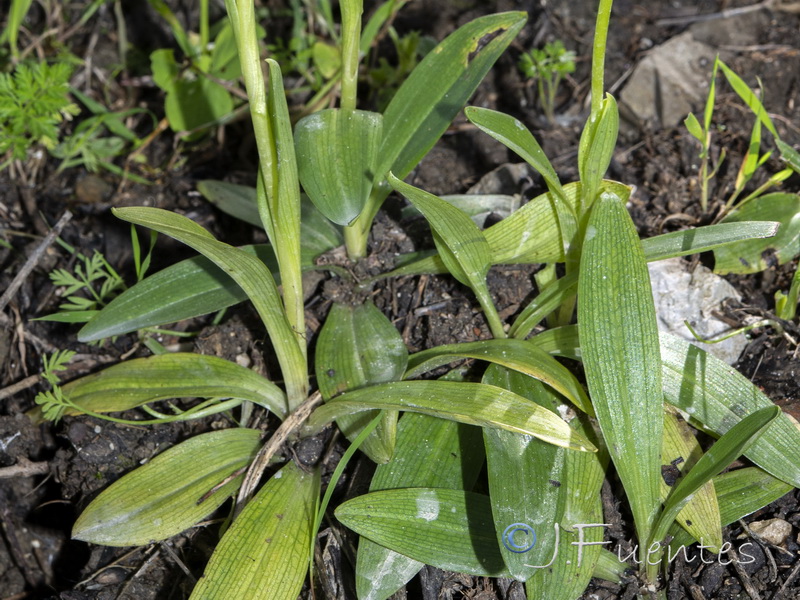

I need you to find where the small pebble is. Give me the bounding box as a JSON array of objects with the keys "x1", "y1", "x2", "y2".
[{"x1": 749, "y1": 518, "x2": 792, "y2": 546}]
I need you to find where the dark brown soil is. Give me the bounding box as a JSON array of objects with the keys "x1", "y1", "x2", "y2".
[{"x1": 2, "y1": 1, "x2": 800, "y2": 599}]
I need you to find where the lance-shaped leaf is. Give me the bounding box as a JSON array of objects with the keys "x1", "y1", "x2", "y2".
[
  {"x1": 78, "y1": 245, "x2": 277, "y2": 342},
  {"x1": 356, "y1": 413, "x2": 484, "y2": 600},
  {"x1": 389, "y1": 174, "x2": 505, "y2": 337},
  {"x1": 355, "y1": 11, "x2": 526, "y2": 240},
  {"x1": 112, "y1": 206, "x2": 307, "y2": 406},
  {"x1": 197, "y1": 181, "x2": 343, "y2": 260},
  {"x1": 510, "y1": 221, "x2": 779, "y2": 339},
  {"x1": 305, "y1": 380, "x2": 595, "y2": 452},
  {"x1": 482, "y1": 366, "x2": 564, "y2": 581},
  {"x1": 337, "y1": 488, "x2": 507, "y2": 576},
  {"x1": 376, "y1": 12, "x2": 526, "y2": 184},
  {"x1": 405, "y1": 339, "x2": 591, "y2": 414},
  {"x1": 73, "y1": 429, "x2": 261, "y2": 545},
  {"x1": 189, "y1": 461, "x2": 319, "y2": 600},
  {"x1": 650, "y1": 406, "x2": 779, "y2": 547},
  {"x1": 526, "y1": 414, "x2": 607, "y2": 600},
  {"x1": 660, "y1": 408, "x2": 722, "y2": 552},
  {"x1": 578, "y1": 191, "x2": 663, "y2": 549},
  {"x1": 295, "y1": 109, "x2": 383, "y2": 225},
  {"x1": 316, "y1": 302, "x2": 407, "y2": 463},
  {"x1": 660, "y1": 332, "x2": 800, "y2": 488},
  {"x1": 577, "y1": 94, "x2": 619, "y2": 212},
  {"x1": 668, "y1": 467, "x2": 793, "y2": 550},
  {"x1": 714, "y1": 193, "x2": 800, "y2": 274},
  {"x1": 56, "y1": 353, "x2": 286, "y2": 418}
]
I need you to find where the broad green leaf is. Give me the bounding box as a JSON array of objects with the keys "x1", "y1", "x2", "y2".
[
  {"x1": 356, "y1": 413, "x2": 484, "y2": 600},
  {"x1": 389, "y1": 174, "x2": 504, "y2": 336},
  {"x1": 526, "y1": 412, "x2": 606, "y2": 600},
  {"x1": 578, "y1": 191, "x2": 662, "y2": 548},
  {"x1": 464, "y1": 107, "x2": 567, "y2": 204},
  {"x1": 714, "y1": 193, "x2": 800, "y2": 274},
  {"x1": 57, "y1": 353, "x2": 287, "y2": 418},
  {"x1": 660, "y1": 332, "x2": 800, "y2": 488},
  {"x1": 337, "y1": 488, "x2": 507, "y2": 576},
  {"x1": 483, "y1": 366, "x2": 565, "y2": 581},
  {"x1": 78, "y1": 245, "x2": 277, "y2": 342},
  {"x1": 189, "y1": 461, "x2": 319, "y2": 600},
  {"x1": 464, "y1": 106, "x2": 574, "y2": 256},
  {"x1": 73, "y1": 429, "x2": 261, "y2": 545},
  {"x1": 661, "y1": 409, "x2": 722, "y2": 552},
  {"x1": 400, "y1": 194, "x2": 521, "y2": 225},
  {"x1": 405, "y1": 339, "x2": 591, "y2": 414},
  {"x1": 534, "y1": 326, "x2": 800, "y2": 489},
  {"x1": 389, "y1": 174, "x2": 491, "y2": 289},
  {"x1": 668, "y1": 467, "x2": 793, "y2": 550},
  {"x1": 164, "y1": 78, "x2": 233, "y2": 132},
  {"x1": 316, "y1": 302, "x2": 407, "y2": 463},
  {"x1": 510, "y1": 220, "x2": 779, "y2": 339},
  {"x1": 197, "y1": 180, "x2": 343, "y2": 260},
  {"x1": 376, "y1": 12, "x2": 526, "y2": 184},
  {"x1": 577, "y1": 94, "x2": 619, "y2": 211},
  {"x1": 295, "y1": 109, "x2": 383, "y2": 225},
  {"x1": 112, "y1": 206, "x2": 307, "y2": 405},
  {"x1": 305, "y1": 380, "x2": 596, "y2": 452},
  {"x1": 651, "y1": 406, "x2": 779, "y2": 547}
]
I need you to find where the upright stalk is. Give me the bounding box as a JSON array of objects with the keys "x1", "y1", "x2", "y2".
[
  {"x1": 339, "y1": 0, "x2": 362, "y2": 112},
  {"x1": 225, "y1": 0, "x2": 308, "y2": 405},
  {"x1": 591, "y1": 0, "x2": 613, "y2": 115}
]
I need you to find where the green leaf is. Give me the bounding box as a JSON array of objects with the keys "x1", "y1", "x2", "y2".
[
  {"x1": 525, "y1": 414, "x2": 606, "y2": 600},
  {"x1": 57, "y1": 353, "x2": 287, "y2": 418},
  {"x1": 777, "y1": 139, "x2": 800, "y2": 174},
  {"x1": 389, "y1": 174, "x2": 491, "y2": 289},
  {"x1": 389, "y1": 174, "x2": 505, "y2": 337},
  {"x1": 189, "y1": 461, "x2": 319, "y2": 600},
  {"x1": 295, "y1": 109, "x2": 383, "y2": 225},
  {"x1": 316, "y1": 301, "x2": 407, "y2": 463},
  {"x1": 684, "y1": 112, "x2": 705, "y2": 143},
  {"x1": 578, "y1": 191, "x2": 662, "y2": 548},
  {"x1": 112, "y1": 206, "x2": 307, "y2": 405},
  {"x1": 337, "y1": 488, "x2": 507, "y2": 576},
  {"x1": 164, "y1": 78, "x2": 234, "y2": 132},
  {"x1": 78, "y1": 245, "x2": 277, "y2": 342},
  {"x1": 577, "y1": 94, "x2": 619, "y2": 211},
  {"x1": 197, "y1": 180, "x2": 343, "y2": 261},
  {"x1": 483, "y1": 366, "x2": 565, "y2": 581},
  {"x1": 651, "y1": 406, "x2": 779, "y2": 547},
  {"x1": 356, "y1": 413, "x2": 484, "y2": 600},
  {"x1": 660, "y1": 332, "x2": 800, "y2": 488},
  {"x1": 717, "y1": 59, "x2": 779, "y2": 138},
  {"x1": 306, "y1": 380, "x2": 596, "y2": 452},
  {"x1": 405, "y1": 339, "x2": 592, "y2": 414},
  {"x1": 668, "y1": 467, "x2": 793, "y2": 550},
  {"x1": 73, "y1": 429, "x2": 261, "y2": 545},
  {"x1": 464, "y1": 107, "x2": 566, "y2": 204},
  {"x1": 510, "y1": 220, "x2": 780, "y2": 339},
  {"x1": 714, "y1": 193, "x2": 800, "y2": 274},
  {"x1": 376, "y1": 12, "x2": 526, "y2": 184},
  {"x1": 661, "y1": 409, "x2": 722, "y2": 552}
]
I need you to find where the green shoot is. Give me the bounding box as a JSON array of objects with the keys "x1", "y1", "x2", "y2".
[{"x1": 517, "y1": 40, "x2": 576, "y2": 124}]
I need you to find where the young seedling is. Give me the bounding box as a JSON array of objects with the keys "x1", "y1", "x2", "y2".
[{"x1": 518, "y1": 39, "x2": 576, "y2": 124}]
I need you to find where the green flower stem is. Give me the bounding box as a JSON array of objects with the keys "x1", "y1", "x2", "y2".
[
  {"x1": 340, "y1": 0, "x2": 362, "y2": 112},
  {"x1": 474, "y1": 285, "x2": 507, "y2": 339},
  {"x1": 591, "y1": 0, "x2": 613, "y2": 115},
  {"x1": 225, "y1": 0, "x2": 308, "y2": 405}
]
